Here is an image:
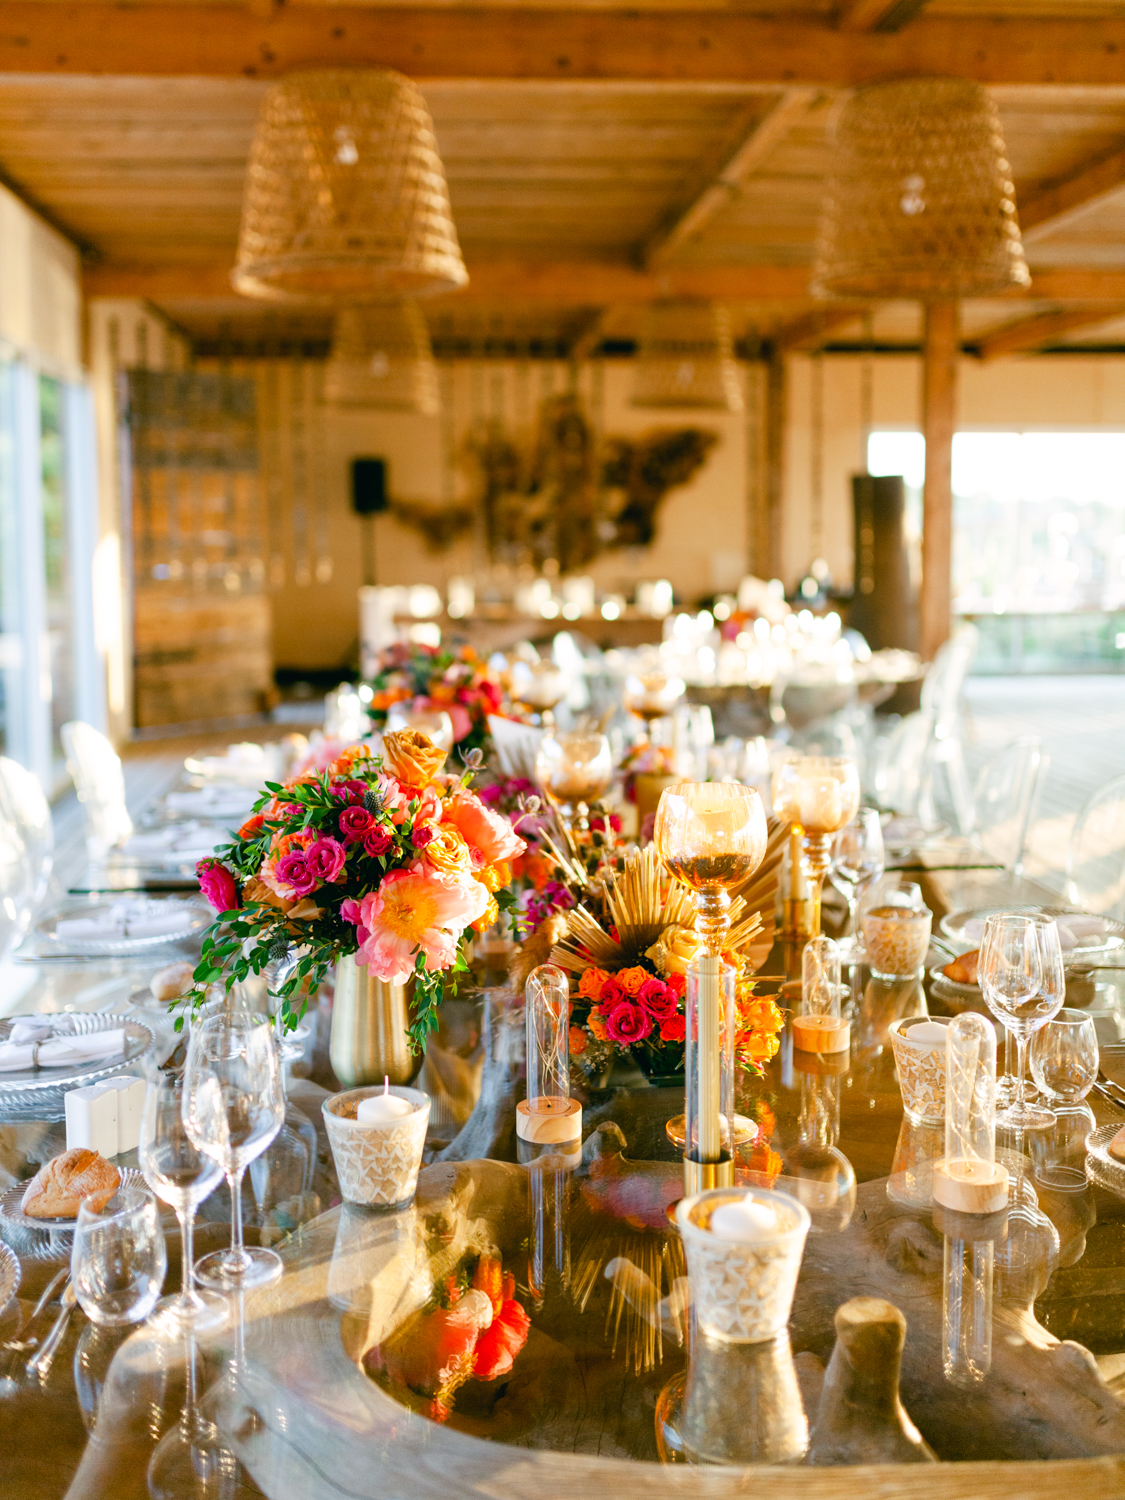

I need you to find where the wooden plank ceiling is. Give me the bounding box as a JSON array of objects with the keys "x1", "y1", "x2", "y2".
[{"x1": 3, "y1": 4, "x2": 1125, "y2": 354}]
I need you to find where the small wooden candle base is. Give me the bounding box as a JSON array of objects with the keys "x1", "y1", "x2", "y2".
[
  {"x1": 933, "y1": 1157, "x2": 1008, "y2": 1214},
  {"x1": 792, "y1": 1015, "x2": 851, "y2": 1053},
  {"x1": 516, "y1": 1097, "x2": 582, "y2": 1144}
]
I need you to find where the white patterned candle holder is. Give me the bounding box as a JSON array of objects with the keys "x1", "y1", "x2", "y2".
[
  {"x1": 323, "y1": 1086, "x2": 430, "y2": 1209},
  {"x1": 676, "y1": 1187, "x2": 810, "y2": 1344},
  {"x1": 889, "y1": 1015, "x2": 951, "y2": 1124}
]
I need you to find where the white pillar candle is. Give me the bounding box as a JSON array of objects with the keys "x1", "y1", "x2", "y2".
[
  {"x1": 709, "y1": 1197, "x2": 778, "y2": 1242},
  {"x1": 357, "y1": 1077, "x2": 414, "y2": 1124},
  {"x1": 797, "y1": 777, "x2": 842, "y2": 831},
  {"x1": 908, "y1": 1021, "x2": 949, "y2": 1045}
]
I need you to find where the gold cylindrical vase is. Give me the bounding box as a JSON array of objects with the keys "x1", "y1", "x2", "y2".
[{"x1": 330, "y1": 953, "x2": 413, "y2": 1088}]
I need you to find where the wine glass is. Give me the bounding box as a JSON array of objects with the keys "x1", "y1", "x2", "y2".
[
  {"x1": 979, "y1": 913, "x2": 1062, "y2": 1131},
  {"x1": 72, "y1": 1186, "x2": 167, "y2": 1327},
  {"x1": 830, "y1": 809, "x2": 885, "y2": 958},
  {"x1": 535, "y1": 730, "x2": 613, "y2": 832},
  {"x1": 147, "y1": 1331, "x2": 238, "y2": 1500},
  {"x1": 140, "y1": 1070, "x2": 228, "y2": 1333},
  {"x1": 183, "y1": 1013, "x2": 285, "y2": 1290},
  {"x1": 1030, "y1": 1008, "x2": 1098, "y2": 1105}
]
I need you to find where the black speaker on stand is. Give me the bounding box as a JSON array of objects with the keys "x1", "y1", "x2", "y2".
[{"x1": 352, "y1": 457, "x2": 389, "y2": 586}]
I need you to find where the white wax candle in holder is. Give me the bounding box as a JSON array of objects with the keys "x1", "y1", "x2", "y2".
[
  {"x1": 356, "y1": 1076, "x2": 414, "y2": 1124},
  {"x1": 710, "y1": 1197, "x2": 779, "y2": 1242},
  {"x1": 517, "y1": 964, "x2": 582, "y2": 1152},
  {"x1": 323, "y1": 1082, "x2": 430, "y2": 1208}
]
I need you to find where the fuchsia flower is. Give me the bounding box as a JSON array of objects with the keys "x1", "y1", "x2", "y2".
[
  {"x1": 339, "y1": 805, "x2": 375, "y2": 843},
  {"x1": 357, "y1": 868, "x2": 488, "y2": 983},
  {"x1": 603, "y1": 1001, "x2": 653, "y2": 1046},
  {"x1": 331, "y1": 779, "x2": 369, "y2": 804},
  {"x1": 197, "y1": 859, "x2": 239, "y2": 913},
  {"x1": 364, "y1": 826, "x2": 394, "y2": 857},
  {"x1": 637, "y1": 977, "x2": 679, "y2": 1019},
  {"x1": 273, "y1": 851, "x2": 319, "y2": 899},
  {"x1": 413, "y1": 824, "x2": 435, "y2": 849},
  {"x1": 305, "y1": 837, "x2": 346, "y2": 883}
]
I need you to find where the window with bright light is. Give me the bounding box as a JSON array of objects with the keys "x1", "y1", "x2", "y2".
[{"x1": 867, "y1": 430, "x2": 1125, "y2": 615}]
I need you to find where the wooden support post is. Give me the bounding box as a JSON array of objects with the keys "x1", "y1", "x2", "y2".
[
  {"x1": 920, "y1": 300, "x2": 958, "y2": 662},
  {"x1": 763, "y1": 346, "x2": 787, "y2": 581}
]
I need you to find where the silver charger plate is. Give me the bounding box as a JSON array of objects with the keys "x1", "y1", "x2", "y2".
[
  {"x1": 940, "y1": 905, "x2": 1125, "y2": 960},
  {"x1": 0, "y1": 1013, "x2": 154, "y2": 1096},
  {"x1": 0, "y1": 1167, "x2": 147, "y2": 1238},
  {"x1": 35, "y1": 897, "x2": 209, "y2": 956},
  {"x1": 1086, "y1": 1123, "x2": 1125, "y2": 1184},
  {"x1": 0, "y1": 1239, "x2": 19, "y2": 1312}
]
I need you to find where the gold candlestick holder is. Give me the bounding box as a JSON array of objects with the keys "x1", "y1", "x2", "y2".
[
  {"x1": 771, "y1": 756, "x2": 861, "y2": 938},
  {"x1": 654, "y1": 782, "x2": 767, "y2": 1195}
]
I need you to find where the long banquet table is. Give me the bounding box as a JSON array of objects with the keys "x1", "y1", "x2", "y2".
[{"x1": 5, "y1": 856, "x2": 1125, "y2": 1500}]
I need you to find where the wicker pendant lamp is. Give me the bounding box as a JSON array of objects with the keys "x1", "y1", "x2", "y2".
[
  {"x1": 324, "y1": 302, "x2": 440, "y2": 414},
  {"x1": 632, "y1": 301, "x2": 743, "y2": 411},
  {"x1": 812, "y1": 77, "x2": 1029, "y2": 299},
  {"x1": 233, "y1": 69, "x2": 467, "y2": 302}
]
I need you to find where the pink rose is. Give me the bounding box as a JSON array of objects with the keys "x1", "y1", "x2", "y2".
[
  {"x1": 341, "y1": 898, "x2": 364, "y2": 925},
  {"x1": 305, "y1": 837, "x2": 346, "y2": 883},
  {"x1": 331, "y1": 779, "x2": 369, "y2": 804},
  {"x1": 443, "y1": 790, "x2": 525, "y2": 866},
  {"x1": 273, "y1": 851, "x2": 319, "y2": 898},
  {"x1": 339, "y1": 806, "x2": 375, "y2": 843},
  {"x1": 413, "y1": 823, "x2": 435, "y2": 849},
  {"x1": 364, "y1": 826, "x2": 394, "y2": 858},
  {"x1": 197, "y1": 859, "x2": 239, "y2": 913},
  {"x1": 637, "y1": 977, "x2": 679, "y2": 1019},
  {"x1": 604, "y1": 1000, "x2": 653, "y2": 1046}
]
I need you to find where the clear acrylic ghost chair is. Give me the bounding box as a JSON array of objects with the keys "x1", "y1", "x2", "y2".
[
  {"x1": 873, "y1": 710, "x2": 935, "y2": 816},
  {"x1": 0, "y1": 757, "x2": 53, "y2": 914},
  {"x1": 918, "y1": 625, "x2": 979, "y2": 834},
  {"x1": 1066, "y1": 774, "x2": 1125, "y2": 917},
  {"x1": 971, "y1": 736, "x2": 1047, "y2": 878},
  {"x1": 61, "y1": 721, "x2": 134, "y2": 859},
  {"x1": 0, "y1": 806, "x2": 33, "y2": 961}
]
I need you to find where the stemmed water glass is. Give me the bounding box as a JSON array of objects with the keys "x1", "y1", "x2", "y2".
[
  {"x1": 979, "y1": 913, "x2": 1064, "y2": 1131},
  {"x1": 140, "y1": 1069, "x2": 228, "y2": 1333},
  {"x1": 830, "y1": 808, "x2": 885, "y2": 958},
  {"x1": 183, "y1": 1013, "x2": 285, "y2": 1290}
]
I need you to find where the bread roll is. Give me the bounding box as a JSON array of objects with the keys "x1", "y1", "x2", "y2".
[
  {"x1": 20, "y1": 1147, "x2": 121, "y2": 1219},
  {"x1": 943, "y1": 948, "x2": 979, "y2": 986},
  {"x1": 150, "y1": 960, "x2": 196, "y2": 1003}
]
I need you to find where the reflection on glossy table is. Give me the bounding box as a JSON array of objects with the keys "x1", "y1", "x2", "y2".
[{"x1": 6, "y1": 862, "x2": 1125, "y2": 1498}]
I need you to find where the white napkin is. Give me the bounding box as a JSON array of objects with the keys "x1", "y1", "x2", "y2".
[
  {"x1": 54, "y1": 898, "x2": 195, "y2": 944},
  {"x1": 0, "y1": 1026, "x2": 125, "y2": 1073}
]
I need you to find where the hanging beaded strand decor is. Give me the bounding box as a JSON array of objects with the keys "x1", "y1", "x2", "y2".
[{"x1": 812, "y1": 77, "x2": 1030, "y2": 299}]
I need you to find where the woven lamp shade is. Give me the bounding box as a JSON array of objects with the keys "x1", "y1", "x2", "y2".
[
  {"x1": 233, "y1": 69, "x2": 467, "y2": 302},
  {"x1": 632, "y1": 301, "x2": 743, "y2": 411},
  {"x1": 324, "y1": 303, "x2": 440, "y2": 414},
  {"x1": 812, "y1": 78, "x2": 1030, "y2": 300}
]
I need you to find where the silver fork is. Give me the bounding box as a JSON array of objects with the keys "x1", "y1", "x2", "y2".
[
  {"x1": 25, "y1": 1284, "x2": 76, "y2": 1382},
  {"x1": 0, "y1": 1265, "x2": 69, "y2": 1353}
]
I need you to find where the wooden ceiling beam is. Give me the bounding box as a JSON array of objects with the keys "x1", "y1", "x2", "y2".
[
  {"x1": 84, "y1": 262, "x2": 1125, "y2": 307},
  {"x1": 7, "y1": 8, "x2": 1125, "y2": 86},
  {"x1": 642, "y1": 89, "x2": 816, "y2": 269},
  {"x1": 1020, "y1": 144, "x2": 1125, "y2": 243},
  {"x1": 836, "y1": 0, "x2": 930, "y2": 34},
  {"x1": 775, "y1": 305, "x2": 868, "y2": 351},
  {"x1": 973, "y1": 304, "x2": 1125, "y2": 359}
]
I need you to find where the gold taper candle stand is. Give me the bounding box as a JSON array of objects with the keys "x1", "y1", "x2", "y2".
[{"x1": 799, "y1": 829, "x2": 835, "y2": 938}]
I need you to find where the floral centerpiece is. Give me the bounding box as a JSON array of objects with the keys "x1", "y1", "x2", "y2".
[
  {"x1": 191, "y1": 730, "x2": 525, "y2": 1048},
  {"x1": 366, "y1": 641, "x2": 505, "y2": 757},
  {"x1": 515, "y1": 838, "x2": 785, "y2": 1085}
]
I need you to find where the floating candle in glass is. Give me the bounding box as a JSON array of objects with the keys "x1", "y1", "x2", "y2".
[
  {"x1": 771, "y1": 756, "x2": 860, "y2": 936},
  {"x1": 655, "y1": 782, "x2": 767, "y2": 1194},
  {"x1": 793, "y1": 935, "x2": 849, "y2": 1053},
  {"x1": 535, "y1": 730, "x2": 613, "y2": 831},
  {"x1": 517, "y1": 964, "x2": 582, "y2": 1146},
  {"x1": 623, "y1": 668, "x2": 685, "y2": 724},
  {"x1": 933, "y1": 1013, "x2": 1008, "y2": 1214}
]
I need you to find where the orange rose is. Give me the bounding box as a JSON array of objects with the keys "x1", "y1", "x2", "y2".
[
  {"x1": 382, "y1": 729, "x2": 447, "y2": 788},
  {"x1": 588, "y1": 1010, "x2": 608, "y2": 1042},
  {"x1": 471, "y1": 894, "x2": 499, "y2": 933},
  {"x1": 328, "y1": 744, "x2": 373, "y2": 779},
  {"x1": 423, "y1": 825, "x2": 475, "y2": 882},
  {"x1": 569, "y1": 1025, "x2": 588, "y2": 1057},
  {"x1": 616, "y1": 967, "x2": 648, "y2": 996},
  {"x1": 578, "y1": 967, "x2": 610, "y2": 1001},
  {"x1": 476, "y1": 860, "x2": 511, "y2": 894},
  {"x1": 238, "y1": 813, "x2": 266, "y2": 840}
]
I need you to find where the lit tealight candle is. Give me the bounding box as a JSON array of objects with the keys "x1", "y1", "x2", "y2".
[
  {"x1": 356, "y1": 1077, "x2": 414, "y2": 1125},
  {"x1": 796, "y1": 777, "x2": 843, "y2": 832},
  {"x1": 709, "y1": 1197, "x2": 778, "y2": 1242}
]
